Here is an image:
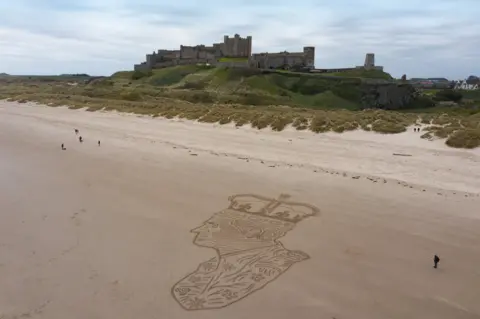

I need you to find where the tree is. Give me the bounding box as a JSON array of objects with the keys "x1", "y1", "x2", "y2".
[{"x1": 466, "y1": 75, "x2": 479, "y2": 85}]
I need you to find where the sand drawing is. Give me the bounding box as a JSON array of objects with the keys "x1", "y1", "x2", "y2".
[{"x1": 171, "y1": 193, "x2": 320, "y2": 310}]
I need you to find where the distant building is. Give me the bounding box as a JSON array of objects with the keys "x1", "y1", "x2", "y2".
[{"x1": 410, "y1": 77, "x2": 452, "y2": 89}]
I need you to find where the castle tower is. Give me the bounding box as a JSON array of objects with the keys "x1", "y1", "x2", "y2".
[
  {"x1": 303, "y1": 46, "x2": 315, "y2": 69},
  {"x1": 222, "y1": 34, "x2": 252, "y2": 57},
  {"x1": 246, "y1": 36, "x2": 252, "y2": 57},
  {"x1": 233, "y1": 34, "x2": 240, "y2": 56},
  {"x1": 146, "y1": 51, "x2": 156, "y2": 68},
  {"x1": 364, "y1": 53, "x2": 375, "y2": 69},
  {"x1": 223, "y1": 35, "x2": 230, "y2": 56}
]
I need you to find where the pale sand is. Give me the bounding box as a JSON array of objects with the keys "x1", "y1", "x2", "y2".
[{"x1": 1, "y1": 101, "x2": 479, "y2": 319}]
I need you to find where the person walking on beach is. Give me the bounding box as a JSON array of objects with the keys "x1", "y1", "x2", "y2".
[
  {"x1": 98, "y1": 140, "x2": 101, "y2": 146},
  {"x1": 79, "y1": 136, "x2": 83, "y2": 143},
  {"x1": 61, "y1": 143, "x2": 66, "y2": 150},
  {"x1": 433, "y1": 254, "x2": 440, "y2": 269},
  {"x1": 75, "y1": 129, "x2": 79, "y2": 135}
]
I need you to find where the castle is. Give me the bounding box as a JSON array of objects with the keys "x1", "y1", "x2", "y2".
[{"x1": 134, "y1": 34, "x2": 382, "y2": 72}]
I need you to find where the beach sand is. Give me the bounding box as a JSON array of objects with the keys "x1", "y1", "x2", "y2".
[{"x1": 1, "y1": 101, "x2": 479, "y2": 319}]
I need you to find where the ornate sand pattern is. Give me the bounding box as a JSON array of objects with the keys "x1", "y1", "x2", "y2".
[{"x1": 171, "y1": 193, "x2": 320, "y2": 310}]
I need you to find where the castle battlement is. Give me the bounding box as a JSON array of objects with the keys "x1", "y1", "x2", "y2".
[{"x1": 134, "y1": 34, "x2": 375, "y2": 73}]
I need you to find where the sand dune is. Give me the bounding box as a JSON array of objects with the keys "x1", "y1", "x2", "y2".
[{"x1": 1, "y1": 101, "x2": 479, "y2": 319}]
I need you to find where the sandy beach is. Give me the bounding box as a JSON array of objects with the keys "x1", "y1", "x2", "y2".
[{"x1": 1, "y1": 100, "x2": 479, "y2": 319}]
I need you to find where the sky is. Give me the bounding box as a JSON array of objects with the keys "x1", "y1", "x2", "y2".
[{"x1": 0, "y1": 0, "x2": 478, "y2": 79}]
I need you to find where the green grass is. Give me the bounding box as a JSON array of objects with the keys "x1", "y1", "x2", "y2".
[
  {"x1": 218, "y1": 57, "x2": 249, "y2": 62},
  {"x1": 328, "y1": 69, "x2": 393, "y2": 80},
  {"x1": 106, "y1": 66, "x2": 392, "y2": 112}
]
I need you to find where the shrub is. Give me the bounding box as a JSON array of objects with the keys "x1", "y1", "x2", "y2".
[
  {"x1": 131, "y1": 70, "x2": 152, "y2": 80},
  {"x1": 432, "y1": 126, "x2": 459, "y2": 138},
  {"x1": 371, "y1": 120, "x2": 407, "y2": 133},
  {"x1": 251, "y1": 113, "x2": 273, "y2": 129},
  {"x1": 434, "y1": 89, "x2": 463, "y2": 102},
  {"x1": 121, "y1": 91, "x2": 142, "y2": 101},
  {"x1": 148, "y1": 67, "x2": 199, "y2": 86},
  {"x1": 199, "y1": 109, "x2": 226, "y2": 123},
  {"x1": 331, "y1": 85, "x2": 361, "y2": 101},
  {"x1": 333, "y1": 125, "x2": 346, "y2": 133},
  {"x1": 186, "y1": 92, "x2": 215, "y2": 103},
  {"x1": 291, "y1": 78, "x2": 328, "y2": 95},
  {"x1": 309, "y1": 113, "x2": 332, "y2": 133},
  {"x1": 182, "y1": 81, "x2": 207, "y2": 90},
  {"x1": 181, "y1": 109, "x2": 207, "y2": 120},
  {"x1": 218, "y1": 116, "x2": 232, "y2": 125},
  {"x1": 343, "y1": 121, "x2": 359, "y2": 131},
  {"x1": 421, "y1": 132, "x2": 432, "y2": 140},
  {"x1": 270, "y1": 116, "x2": 293, "y2": 131},
  {"x1": 420, "y1": 114, "x2": 433, "y2": 124},
  {"x1": 432, "y1": 114, "x2": 454, "y2": 125},
  {"x1": 241, "y1": 93, "x2": 276, "y2": 106},
  {"x1": 445, "y1": 129, "x2": 480, "y2": 149},
  {"x1": 408, "y1": 96, "x2": 436, "y2": 109},
  {"x1": 293, "y1": 116, "x2": 309, "y2": 130}
]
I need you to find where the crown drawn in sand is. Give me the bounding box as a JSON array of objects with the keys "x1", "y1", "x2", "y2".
[{"x1": 227, "y1": 193, "x2": 319, "y2": 223}]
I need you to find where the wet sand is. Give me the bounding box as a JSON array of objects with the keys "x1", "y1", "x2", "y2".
[{"x1": 1, "y1": 101, "x2": 479, "y2": 319}]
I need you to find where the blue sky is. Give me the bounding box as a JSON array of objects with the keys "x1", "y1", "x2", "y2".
[{"x1": 0, "y1": 0, "x2": 478, "y2": 79}]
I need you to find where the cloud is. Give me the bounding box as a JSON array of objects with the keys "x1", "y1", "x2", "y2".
[{"x1": 0, "y1": 0, "x2": 478, "y2": 78}]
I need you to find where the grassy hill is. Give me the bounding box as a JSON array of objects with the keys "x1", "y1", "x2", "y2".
[
  {"x1": 107, "y1": 66, "x2": 402, "y2": 110},
  {"x1": 0, "y1": 65, "x2": 479, "y2": 149}
]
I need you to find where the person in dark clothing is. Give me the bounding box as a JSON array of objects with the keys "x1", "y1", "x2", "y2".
[
  {"x1": 61, "y1": 143, "x2": 66, "y2": 150},
  {"x1": 98, "y1": 140, "x2": 101, "y2": 146},
  {"x1": 434, "y1": 255, "x2": 440, "y2": 268},
  {"x1": 74, "y1": 129, "x2": 79, "y2": 134},
  {"x1": 79, "y1": 136, "x2": 83, "y2": 143}
]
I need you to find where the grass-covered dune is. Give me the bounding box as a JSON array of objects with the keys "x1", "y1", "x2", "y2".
[
  {"x1": 0, "y1": 66, "x2": 479, "y2": 149},
  {"x1": 110, "y1": 66, "x2": 422, "y2": 110}
]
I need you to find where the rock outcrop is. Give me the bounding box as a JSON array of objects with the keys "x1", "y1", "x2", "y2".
[{"x1": 360, "y1": 83, "x2": 426, "y2": 110}]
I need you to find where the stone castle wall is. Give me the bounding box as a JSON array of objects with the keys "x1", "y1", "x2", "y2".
[
  {"x1": 251, "y1": 46, "x2": 314, "y2": 69},
  {"x1": 134, "y1": 34, "x2": 390, "y2": 74},
  {"x1": 133, "y1": 34, "x2": 384, "y2": 74},
  {"x1": 135, "y1": 34, "x2": 253, "y2": 72},
  {"x1": 133, "y1": 39, "x2": 382, "y2": 75}
]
